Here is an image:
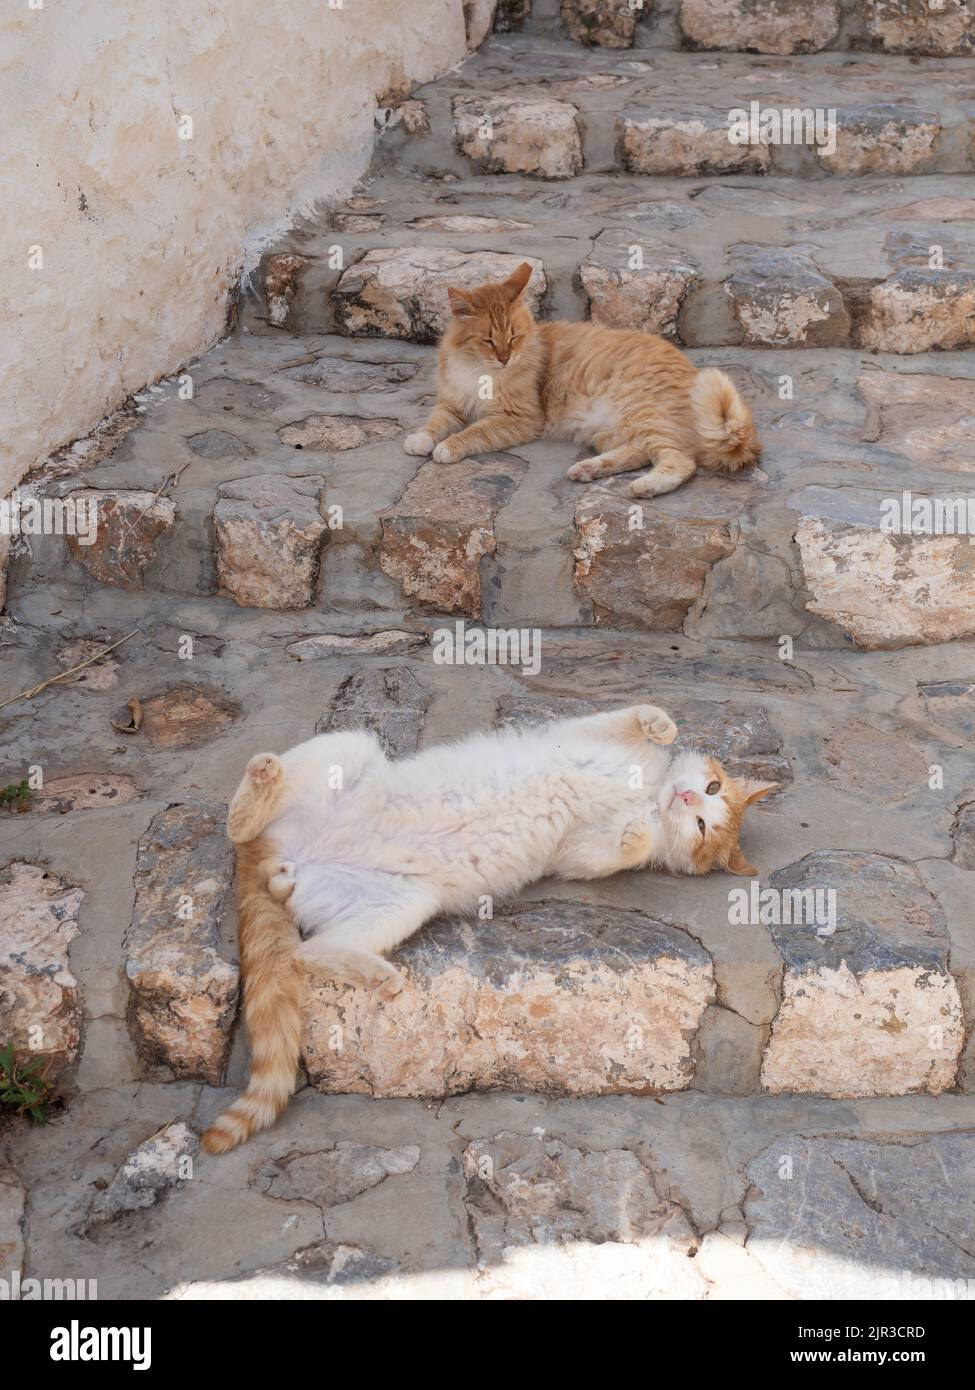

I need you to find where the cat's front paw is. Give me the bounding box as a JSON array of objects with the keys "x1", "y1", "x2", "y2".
[
  {"x1": 637, "y1": 706, "x2": 678, "y2": 745},
  {"x1": 267, "y1": 861, "x2": 297, "y2": 903},
  {"x1": 432, "y1": 439, "x2": 466, "y2": 464},
  {"x1": 404, "y1": 430, "x2": 435, "y2": 456},
  {"x1": 247, "y1": 752, "x2": 283, "y2": 784},
  {"x1": 567, "y1": 458, "x2": 603, "y2": 483},
  {"x1": 621, "y1": 818, "x2": 655, "y2": 856}
]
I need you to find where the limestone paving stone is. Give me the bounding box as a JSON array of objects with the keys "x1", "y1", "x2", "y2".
[
  {"x1": 818, "y1": 105, "x2": 943, "y2": 176},
  {"x1": 333, "y1": 249, "x2": 546, "y2": 343},
  {"x1": 65, "y1": 490, "x2": 176, "y2": 589},
  {"x1": 277, "y1": 356, "x2": 420, "y2": 391},
  {"x1": 453, "y1": 95, "x2": 584, "y2": 179},
  {"x1": 379, "y1": 454, "x2": 528, "y2": 617},
  {"x1": 287, "y1": 630, "x2": 427, "y2": 662},
  {"x1": 278, "y1": 415, "x2": 401, "y2": 451},
  {"x1": 560, "y1": 0, "x2": 640, "y2": 48},
  {"x1": 125, "y1": 803, "x2": 238, "y2": 1084},
  {"x1": 463, "y1": 1131, "x2": 706, "y2": 1298},
  {"x1": 84, "y1": 1122, "x2": 199, "y2": 1229},
  {"x1": 138, "y1": 685, "x2": 240, "y2": 750},
  {"x1": 580, "y1": 232, "x2": 699, "y2": 339},
  {"x1": 745, "y1": 1133, "x2": 975, "y2": 1297},
  {"x1": 187, "y1": 429, "x2": 254, "y2": 460},
  {"x1": 17, "y1": 774, "x2": 142, "y2": 815},
  {"x1": 214, "y1": 474, "x2": 328, "y2": 610},
  {"x1": 858, "y1": 370, "x2": 975, "y2": 469},
  {"x1": 302, "y1": 901, "x2": 715, "y2": 1098},
  {"x1": 857, "y1": 268, "x2": 975, "y2": 353},
  {"x1": 724, "y1": 250, "x2": 849, "y2": 348},
  {"x1": 919, "y1": 680, "x2": 975, "y2": 744},
  {"x1": 262, "y1": 254, "x2": 307, "y2": 329},
  {"x1": 792, "y1": 485, "x2": 975, "y2": 648},
  {"x1": 860, "y1": 0, "x2": 975, "y2": 56},
  {"x1": 680, "y1": 0, "x2": 841, "y2": 53},
  {"x1": 761, "y1": 851, "x2": 964, "y2": 1097},
  {"x1": 618, "y1": 109, "x2": 771, "y2": 177},
  {"x1": 253, "y1": 1142, "x2": 420, "y2": 1208},
  {"x1": 0, "y1": 862, "x2": 84, "y2": 1083},
  {"x1": 951, "y1": 800, "x2": 975, "y2": 869},
  {"x1": 316, "y1": 666, "x2": 431, "y2": 758},
  {"x1": 574, "y1": 477, "x2": 750, "y2": 631}
]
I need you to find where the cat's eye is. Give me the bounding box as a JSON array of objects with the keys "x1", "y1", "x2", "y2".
[
  {"x1": 697, "y1": 817, "x2": 706, "y2": 836},
  {"x1": 706, "y1": 780, "x2": 720, "y2": 795}
]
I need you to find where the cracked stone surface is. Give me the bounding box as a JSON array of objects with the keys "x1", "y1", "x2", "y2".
[
  {"x1": 761, "y1": 852, "x2": 964, "y2": 1097},
  {"x1": 0, "y1": 863, "x2": 84, "y2": 1083},
  {"x1": 453, "y1": 95, "x2": 584, "y2": 178},
  {"x1": 214, "y1": 474, "x2": 329, "y2": 610},
  {"x1": 254, "y1": 1141, "x2": 420, "y2": 1208},
  {"x1": 302, "y1": 901, "x2": 714, "y2": 1097},
  {"x1": 65, "y1": 490, "x2": 177, "y2": 589},
  {"x1": 84, "y1": 1122, "x2": 199, "y2": 1229},
  {"x1": 581, "y1": 231, "x2": 698, "y2": 338},
  {"x1": 125, "y1": 804, "x2": 238, "y2": 1084},
  {"x1": 725, "y1": 249, "x2": 849, "y2": 348},
  {"x1": 680, "y1": 0, "x2": 841, "y2": 54},
  {"x1": 316, "y1": 666, "x2": 431, "y2": 758}
]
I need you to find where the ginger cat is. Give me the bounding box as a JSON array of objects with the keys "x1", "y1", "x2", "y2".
[
  {"x1": 203, "y1": 704, "x2": 776, "y2": 1153},
  {"x1": 403, "y1": 261, "x2": 760, "y2": 497}
]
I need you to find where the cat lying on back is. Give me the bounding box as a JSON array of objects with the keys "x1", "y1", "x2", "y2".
[
  {"x1": 203, "y1": 704, "x2": 775, "y2": 1153},
  {"x1": 403, "y1": 261, "x2": 761, "y2": 498}
]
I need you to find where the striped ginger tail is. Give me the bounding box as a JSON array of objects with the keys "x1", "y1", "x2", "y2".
[
  {"x1": 690, "y1": 367, "x2": 761, "y2": 473},
  {"x1": 202, "y1": 838, "x2": 302, "y2": 1154}
]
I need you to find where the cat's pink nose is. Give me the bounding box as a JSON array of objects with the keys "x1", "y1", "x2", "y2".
[{"x1": 675, "y1": 788, "x2": 699, "y2": 806}]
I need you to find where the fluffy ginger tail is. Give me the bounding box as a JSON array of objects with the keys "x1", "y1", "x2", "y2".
[
  {"x1": 202, "y1": 840, "x2": 302, "y2": 1155},
  {"x1": 690, "y1": 367, "x2": 761, "y2": 473}
]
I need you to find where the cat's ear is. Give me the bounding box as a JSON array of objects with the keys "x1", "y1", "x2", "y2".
[
  {"x1": 447, "y1": 286, "x2": 476, "y2": 317},
  {"x1": 738, "y1": 778, "x2": 778, "y2": 808},
  {"x1": 502, "y1": 262, "x2": 534, "y2": 302},
  {"x1": 726, "y1": 843, "x2": 757, "y2": 877}
]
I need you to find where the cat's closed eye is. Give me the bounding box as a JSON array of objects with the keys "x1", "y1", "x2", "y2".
[
  {"x1": 706, "y1": 780, "x2": 720, "y2": 794},
  {"x1": 697, "y1": 817, "x2": 706, "y2": 836}
]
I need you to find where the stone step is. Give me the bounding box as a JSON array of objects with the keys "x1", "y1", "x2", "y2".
[
  {"x1": 485, "y1": 0, "x2": 975, "y2": 58},
  {"x1": 11, "y1": 329, "x2": 975, "y2": 651},
  {"x1": 257, "y1": 174, "x2": 975, "y2": 353},
  {"x1": 381, "y1": 40, "x2": 975, "y2": 184},
  {"x1": 4, "y1": 620, "x2": 974, "y2": 1105}
]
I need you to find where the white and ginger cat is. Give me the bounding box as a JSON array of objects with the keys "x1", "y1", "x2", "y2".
[
  {"x1": 403, "y1": 261, "x2": 761, "y2": 498},
  {"x1": 203, "y1": 705, "x2": 775, "y2": 1153}
]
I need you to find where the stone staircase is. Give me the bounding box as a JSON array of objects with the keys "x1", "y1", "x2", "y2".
[{"x1": 4, "y1": 0, "x2": 975, "y2": 1298}]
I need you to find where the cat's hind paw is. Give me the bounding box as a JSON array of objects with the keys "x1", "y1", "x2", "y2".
[
  {"x1": 637, "y1": 706, "x2": 678, "y2": 745},
  {"x1": 267, "y1": 861, "x2": 297, "y2": 903},
  {"x1": 247, "y1": 752, "x2": 283, "y2": 784},
  {"x1": 404, "y1": 430, "x2": 435, "y2": 456}
]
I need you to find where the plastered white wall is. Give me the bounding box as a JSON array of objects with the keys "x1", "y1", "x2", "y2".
[{"x1": 0, "y1": 0, "x2": 468, "y2": 496}]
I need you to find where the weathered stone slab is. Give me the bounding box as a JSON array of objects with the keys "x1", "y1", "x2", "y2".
[
  {"x1": 919, "y1": 680, "x2": 975, "y2": 743},
  {"x1": 858, "y1": 371, "x2": 975, "y2": 470},
  {"x1": 138, "y1": 685, "x2": 240, "y2": 750},
  {"x1": 278, "y1": 357, "x2": 419, "y2": 392},
  {"x1": 792, "y1": 485, "x2": 975, "y2": 648},
  {"x1": 860, "y1": 0, "x2": 974, "y2": 56},
  {"x1": 84, "y1": 1123, "x2": 199, "y2": 1229},
  {"x1": 680, "y1": 0, "x2": 840, "y2": 53},
  {"x1": 745, "y1": 1134, "x2": 975, "y2": 1298},
  {"x1": 725, "y1": 249, "x2": 848, "y2": 347},
  {"x1": 316, "y1": 666, "x2": 430, "y2": 758},
  {"x1": 302, "y1": 901, "x2": 714, "y2": 1097},
  {"x1": 560, "y1": 0, "x2": 639, "y2": 47},
  {"x1": 55, "y1": 638, "x2": 121, "y2": 691},
  {"x1": 818, "y1": 105, "x2": 942, "y2": 175},
  {"x1": 194, "y1": 378, "x2": 284, "y2": 415},
  {"x1": 19, "y1": 774, "x2": 142, "y2": 815},
  {"x1": 0, "y1": 1170, "x2": 25, "y2": 1280},
  {"x1": 379, "y1": 455, "x2": 527, "y2": 617},
  {"x1": 824, "y1": 720, "x2": 928, "y2": 803},
  {"x1": 574, "y1": 478, "x2": 746, "y2": 630},
  {"x1": 581, "y1": 232, "x2": 698, "y2": 339},
  {"x1": 253, "y1": 1142, "x2": 420, "y2": 1208},
  {"x1": 334, "y1": 249, "x2": 546, "y2": 344},
  {"x1": 408, "y1": 213, "x2": 533, "y2": 233},
  {"x1": 125, "y1": 803, "x2": 238, "y2": 1084},
  {"x1": 761, "y1": 851, "x2": 963, "y2": 1097},
  {"x1": 66, "y1": 490, "x2": 176, "y2": 589},
  {"x1": 453, "y1": 95, "x2": 584, "y2": 179},
  {"x1": 287, "y1": 630, "x2": 427, "y2": 661},
  {"x1": 278, "y1": 416, "x2": 400, "y2": 452},
  {"x1": 951, "y1": 799, "x2": 975, "y2": 869},
  {"x1": 0, "y1": 863, "x2": 84, "y2": 1083},
  {"x1": 262, "y1": 254, "x2": 306, "y2": 329},
  {"x1": 857, "y1": 269, "x2": 975, "y2": 353},
  {"x1": 496, "y1": 694, "x2": 791, "y2": 786},
  {"x1": 463, "y1": 1132, "x2": 706, "y2": 1298},
  {"x1": 214, "y1": 475, "x2": 328, "y2": 609},
  {"x1": 618, "y1": 109, "x2": 770, "y2": 176},
  {"x1": 187, "y1": 429, "x2": 254, "y2": 460}
]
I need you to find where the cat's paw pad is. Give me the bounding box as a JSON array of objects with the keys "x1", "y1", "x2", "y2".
[
  {"x1": 404, "y1": 430, "x2": 435, "y2": 456},
  {"x1": 567, "y1": 459, "x2": 602, "y2": 483},
  {"x1": 267, "y1": 861, "x2": 297, "y2": 902},
  {"x1": 637, "y1": 706, "x2": 678, "y2": 745},
  {"x1": 247, "y1": 752, "x2": 283, "y2": 784},
  {"x1": 432, "y1": 440, "x2": 463, "y2": 464}
]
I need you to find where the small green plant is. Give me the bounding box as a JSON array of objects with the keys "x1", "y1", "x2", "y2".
[
  {"x1": 0, "y1": 779, "x2": 31, "y2": 811},
  {"x1": 0, "y1": 1044, "x2": 55, "y2": 1123}
]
